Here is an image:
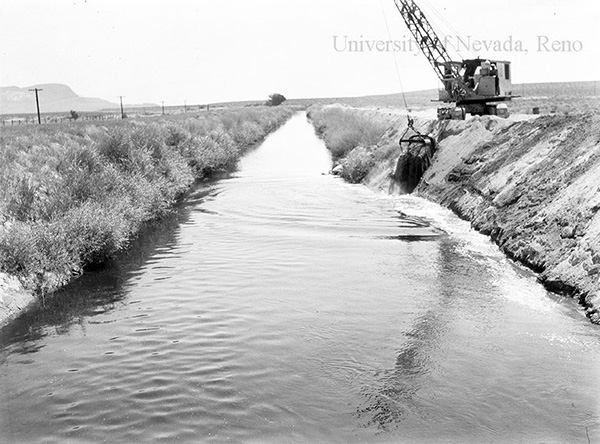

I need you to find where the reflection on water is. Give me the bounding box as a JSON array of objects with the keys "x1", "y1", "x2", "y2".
[
  {"x1": 0, "y1": 207, "x2": 191, "y2": 351},
  {"x1": 1, "y1": 113, "x2": 600, "y2": 444},
  {"x1": 357, "y1": 237, "x2": 459, "y2": 431}
]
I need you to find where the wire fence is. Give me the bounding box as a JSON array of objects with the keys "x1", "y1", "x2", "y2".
[
  {"x1": 0, "y1": 105, "x2": 214, "y2": 127},
  {"x1": 1, "y1": 113, "x2": 124, "y2": 126}
]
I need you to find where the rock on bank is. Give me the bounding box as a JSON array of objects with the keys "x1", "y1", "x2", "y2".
[
  {"x1": 0, "y1": 272, "x2": 34, "y2": 327},
  {"x1": 416, "y1": 113, "x2": 600, "y2": 323}
]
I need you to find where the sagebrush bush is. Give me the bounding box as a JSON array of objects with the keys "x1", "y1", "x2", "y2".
[
  {"x1": 0, "y1": 220, "x2": 74, "y2": 287},
  {"x1": 61, "y1": 199, "x2": 131, "y2": 267},
  {"x1": 339, "y1": 147, "x2": 375, "y2": 183},
  {"x1": 0, "y1": 106, "x2": 295, "y2": 295}
]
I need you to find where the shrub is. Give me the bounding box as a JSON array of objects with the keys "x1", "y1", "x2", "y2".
[
  {"x1": 339, "y1": 147, "x2": 375, "y2": 183},
  {"x1": 266, "y1": 93, "x2": 286, "y2": 106},
  {"x1": 0, "y1": 220, "x2": 75, "y2": 289},
  {"x1": 308, "y1": 107, "x2": 392, "y2": 159},
  {"x1": 61, "y1": 199, "x2": 131, "y2": 267}
]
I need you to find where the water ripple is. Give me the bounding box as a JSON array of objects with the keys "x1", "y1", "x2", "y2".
[{"x1": 1, "y1": 114, "x2": 599, "y2": 444}]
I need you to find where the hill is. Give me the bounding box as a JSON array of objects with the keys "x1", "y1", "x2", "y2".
[{"x1": 0, "y1": 84, "x2": 117, "y2": 114}]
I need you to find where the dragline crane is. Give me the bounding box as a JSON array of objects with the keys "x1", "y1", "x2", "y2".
[{"x1": 393, "y1": 0, "x2": 514, "y2": 119}]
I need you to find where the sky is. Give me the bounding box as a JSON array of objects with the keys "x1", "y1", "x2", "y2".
[{"x1": 0, "y1": 0, "x2": 598, "y2": 105}]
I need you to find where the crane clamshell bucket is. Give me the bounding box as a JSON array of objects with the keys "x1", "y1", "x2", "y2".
[
  {"x1": 391, "y1": 133, "x2": 437, "y2": 194},
  {"x1": 399, "y1": 134, "x2": 436, "y2": 149}
]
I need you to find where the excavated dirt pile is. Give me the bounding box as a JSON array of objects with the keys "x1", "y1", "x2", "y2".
[{"x1": 416, "y1": 113, "x2": 600, "y2": 323}]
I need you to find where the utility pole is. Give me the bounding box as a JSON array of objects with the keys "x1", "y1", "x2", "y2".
[
  {"x1": 161, "y1": 101, "x2": 165, "y2": 115},
  {"x1": 119, "y1": 96, "x2": 125, "y2": 119},
  {"x1": 184, "y1": 100, "x2": 187, "y2": 113},
  {"x1": 29, "y1": 88, "x2": 43, "y2": 124}
]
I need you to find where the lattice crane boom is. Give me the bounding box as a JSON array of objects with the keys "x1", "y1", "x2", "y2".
[{"x1": 392, "y1": 0, "x2": 453, "y2": 83}]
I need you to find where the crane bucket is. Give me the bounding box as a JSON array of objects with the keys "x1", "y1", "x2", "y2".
[{"x1": 392, "y1": 132, "x2": 437, "y2": 194}]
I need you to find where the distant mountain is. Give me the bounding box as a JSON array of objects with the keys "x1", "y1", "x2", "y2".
[{"x1": 0, "y1": 84, "x2": 118, "y2": 114}]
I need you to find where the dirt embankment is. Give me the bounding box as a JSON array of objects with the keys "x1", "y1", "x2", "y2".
[
  {"x1": 309, "y1": 105, "x2": 600, "y2": 323},
  {"x1": 414, "y1": 113, "x2": 600, "y2": 323}
]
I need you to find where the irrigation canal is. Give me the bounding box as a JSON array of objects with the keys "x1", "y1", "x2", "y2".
[{"x1": 1, "y1": 113, "x2": 599, "y2": 443}]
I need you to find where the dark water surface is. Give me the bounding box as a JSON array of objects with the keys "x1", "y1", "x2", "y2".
[{"x1": 1, "y1": 113, "x2": 599, "y2": 443}]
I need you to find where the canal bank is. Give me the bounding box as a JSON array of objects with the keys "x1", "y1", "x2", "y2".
[
  {"x1": 0, "y1": 106, "x2": 296, "y2": 328},
  {"x1": 310, "y1": 106, "x2": 600, "y2": 324}
]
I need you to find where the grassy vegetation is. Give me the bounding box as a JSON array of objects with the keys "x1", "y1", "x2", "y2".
[
  {"x1": 308, "y1": 106, "x2": 402, "y2": 183},
  {"x1": 0, "y1": 106, "x2": 295, "y2": 296},
  {"x1": 308, "y1": 106, "x2": 396, "y2": 160}
]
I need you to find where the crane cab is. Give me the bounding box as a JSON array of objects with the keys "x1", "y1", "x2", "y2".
[
  {"x1": 392, "y1": 0, "x2": 516, "y2": 120},
  {"x1": 464, "y1": 58, "x2": 512, "y2": 97},
  {"x1": 437, "y1": 58, "x2": 514, "y2": 119}
]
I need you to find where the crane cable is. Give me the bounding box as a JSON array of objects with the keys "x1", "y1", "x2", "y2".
[
  {"x1": 420, "y1": 0, "x2": 477, "y2": 60},
  {"x1": 379, "y1": 0, "x2": 409, "y2": 114},
  {"x1": 379, "y1": 0, "x2": 420, "y2": 134}
]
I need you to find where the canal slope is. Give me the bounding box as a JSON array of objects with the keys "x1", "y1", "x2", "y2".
[{"x1": 310, "y1": 106, "x2": 600, "y2": 323}]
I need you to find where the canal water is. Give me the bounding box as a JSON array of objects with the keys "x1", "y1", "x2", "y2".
[{"x1": 1, "y1": 113, "x2": 599, "y2": 443}]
